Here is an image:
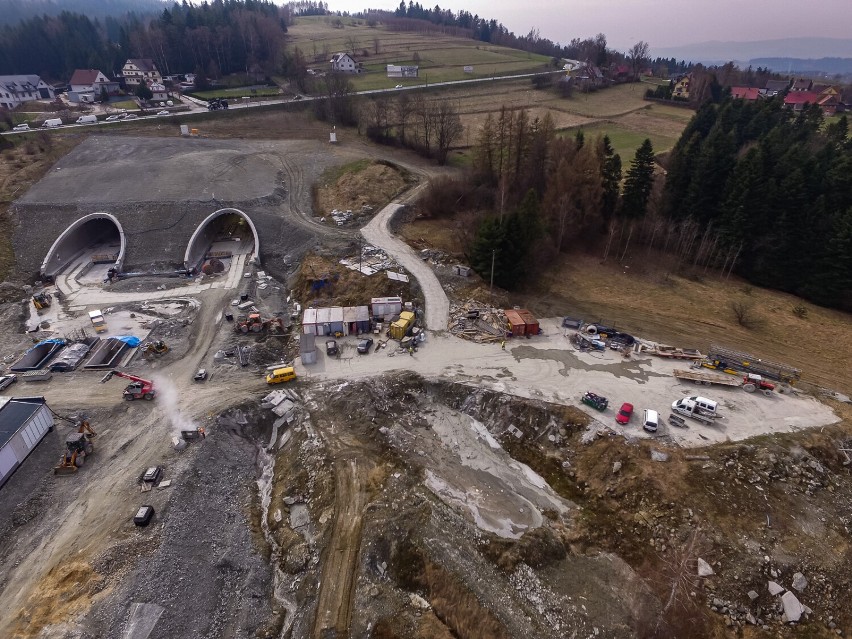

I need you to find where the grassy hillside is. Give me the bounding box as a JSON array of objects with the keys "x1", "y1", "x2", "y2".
[{"x1": 287, "y1": 16, "x2": 553, "y2": 90}]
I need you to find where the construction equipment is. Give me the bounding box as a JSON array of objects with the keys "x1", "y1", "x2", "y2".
[
  {"x1": 141, "y1": 340, "x2": 169, "y2": 358},
  {"x1": 234, "y1": 313, "x2": 283, "y2": 334},
  {"x1": 89, "y1": 309, "x2": 108, "y2": 334},
  {"x1": 581, "y1": 391, "x2": 609, "y2": 412},
  {"x1": 32, "y1": 292, "x2": 52, "y2": 310},
  {"x1": 100, "y1": 370, "x2": 156, "y2": 401},
  {"x1": 702, "y1": 345, "x2": 801, "y2": 385},
  {"x1": 54, "y1": 420, "x2": 97, "y2": 475}
]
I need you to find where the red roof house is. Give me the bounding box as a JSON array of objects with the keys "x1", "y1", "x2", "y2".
[
  {"x1": 784, "y1": 91, "x2": 820, "y2": 111},
  {"x1": 731, "y1": 87, "x2": 760, "y2": 101}
]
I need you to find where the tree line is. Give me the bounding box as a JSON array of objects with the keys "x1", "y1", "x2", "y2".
[
  {"x1": 0, "y1": 0, "x2": 293, "y2": 81},
  {"x1": 423, "y1": 97, "x2": 852, "y2": 310}
]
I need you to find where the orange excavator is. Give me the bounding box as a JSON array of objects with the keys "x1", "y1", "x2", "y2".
[
  {"x1": 55, "y1": 420, "x2": 97, "y2": 475},
  {"x1": 100, "y1": 370, "x2": 156, "y2": 401},
  {"x1": 234, "y1": 313, "x2": 284, "y2": 334}
]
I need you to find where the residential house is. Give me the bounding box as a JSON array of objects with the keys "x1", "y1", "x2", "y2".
[
  {"x1": 0, "y1": 75, "x2": 55, "y2": 109},
  {"x1": 149, "y1": 82, "x2": 168, "y2": 102},
  {"x1": 572, "y1": 62, "x2": 607, "y2": 91},
  {"x1": 672, "y1": 73, "x2": 691, "y2": 100},
  {"x1": 122, "y1": 59, "x2": 163, "y2": 87},
  {"x1": 330, "y1": 52, "x2": 359, "y2": 73},
  {"x1": 761, "y1": 79, "x2": 790, "y2": 97},
  {"x1": 817, "y1": 93, "x2": 843, "y2": 116},
  {"x1": 784, "y1": 91, "x2": 820, "y2": 112},
  {"x1": 731, "y1": 86, "x2": 760, "y2": 101},
  {"x1": 68, "y1": 69, "x2": 120, "y2": 103},
  {"x1": 790, "y1": 77, "x2": 812, "y2": 92}
]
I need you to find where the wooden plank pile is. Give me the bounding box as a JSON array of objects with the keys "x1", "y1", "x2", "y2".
[{"x1": 449, "y1": 300, "x2": 507, "y2": 343}]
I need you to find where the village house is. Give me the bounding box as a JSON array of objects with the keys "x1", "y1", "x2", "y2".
[
  {"x1": 330, "y1": 52, "x2": 359, "y2": 73},
  {"x1": 730, "y1": 86, "x2": 760, "y2": 101},
  {"x1": 672, "y1": 73, "x2": 691, "y2": 100},
  {"x1": 760, "y1": 79, "x2": 790, "y2": 97},
  {"x1": 121, "y1": 59, "x2": 163, "y2": 87},
  {"x1": 0, "y1": 74, "x2": 55, "y2": 109},
  {"x1": 68, "y1": 69, "x2": 120, "y2": 103},
  {"x1": 790, "y1": 77, "x2": 813, "y2": 92}
]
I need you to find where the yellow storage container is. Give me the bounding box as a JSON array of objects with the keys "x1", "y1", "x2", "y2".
[{"x1": 389, "y1": 311, "x2": 415, "y2": 340}]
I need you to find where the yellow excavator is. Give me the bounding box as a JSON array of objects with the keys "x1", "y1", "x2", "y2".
[
  {"x1": 141, "y1": 340, "x2": 169, "y2": 358},
  {"x1": 54, "y1": 420, "x2": 97, "y2": 475}
]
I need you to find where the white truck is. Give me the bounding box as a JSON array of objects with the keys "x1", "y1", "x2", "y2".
[
  {"x1": 671, "y1": 396, "x2": 722, "y2": 425},
  {"x1": 76, "y1": 114, "x2": 98, "y2": 124},
  {"x1": 42, "y1": 118, "x2": 62, "y2": 128}
]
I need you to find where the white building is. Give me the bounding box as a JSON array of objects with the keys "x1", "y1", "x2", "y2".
[
  {"x1": 386, "y1": 65, "x2": 419, "y2": 78},
  {"x1": 149, "y1": 82, "x2": 168, "y2": 102},
  {"x1": 0, "y1": 397, "x2": 54, "y2": 488},
  {"x1": 0, "y1": 75, "x2": 55, "y2": 109},
  {"x1": 330, "y1": 52, "x2": 358, "y2": 73},
  {"x1": 122, "y1": 59, "x2": 163, "y2": 87}
]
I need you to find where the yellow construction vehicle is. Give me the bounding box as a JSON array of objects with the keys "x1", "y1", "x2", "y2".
[
  {"x1": 141, "y1": 340, "x2": 169, "y2": 358},
  {"x1": 54, "y1": 421, "x2": 97, "y2": 475},
  {"x1": 32, "y1": 292, "x2": 52, "y2": 311}
]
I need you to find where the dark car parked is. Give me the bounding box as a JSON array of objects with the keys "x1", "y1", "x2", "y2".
[
  {"x1": 357, "y1": 338, "x2": 374, "y2": 354},
  {"x1": 326, "y1": 339, "x2": 339, "y2": 356}
]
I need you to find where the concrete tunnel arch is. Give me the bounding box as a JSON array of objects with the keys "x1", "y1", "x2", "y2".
[
  {"x1": 184, "y1": 207, "x2": 260, "y2": 271},
  {"x1": 40, "y1": 212, "x2": 126, "y2": 277}
]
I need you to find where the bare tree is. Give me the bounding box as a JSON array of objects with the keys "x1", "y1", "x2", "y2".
[
  {"x1": 345, "y1": 35, "x2": 359, "y2": 55},
  {"x1": 731, "y1": 300, "x2": 761, "y2": 329},
  {"x1": 394, "y1": 93, "x2": 414, "y2": 146},
  {"x1": 627, "y1": 40, "x2": 650, "y2": 79},
  {"x1": 431, "y1": 100, "x2": 464, "y2": 165}
]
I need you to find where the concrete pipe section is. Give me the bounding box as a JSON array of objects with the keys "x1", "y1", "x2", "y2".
[
  {"x1": 184, "y1": 207, "x2": 259, "y2": 273},
  {"x1": 41, "y1": 212, "x2": 126, "y2": 281}
]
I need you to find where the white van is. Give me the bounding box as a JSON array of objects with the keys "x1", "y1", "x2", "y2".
[
  {"x1": 42, "y1": 118, "x2": 62, "y2": 128},
  {"x1": 76, "y1": 114, "x2": 98, "y2": 124},
  {"x1": 642, "y1": 409, "x2": 659, "y2": 433},
  {"x1": 672, "y1": 396, "x2": 717, "y2": 416}
]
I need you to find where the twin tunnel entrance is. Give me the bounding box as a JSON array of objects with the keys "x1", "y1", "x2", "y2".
[{"x1": 40, "y1": 208, "x2": 259, "y2": 279}]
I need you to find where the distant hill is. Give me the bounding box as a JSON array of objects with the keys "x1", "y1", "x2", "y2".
[
  {"x1": 749, "y1": 57, "x2": 852, "y2": 75},
  {"x1": 0, "y1": 0, "x2": 164, "y2": 26},
  {"x1": 654, "y1": 37, "x2": 852, "y2": 63}
]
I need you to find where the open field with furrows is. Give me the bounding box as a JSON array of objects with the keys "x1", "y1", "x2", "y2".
[{"x1": 287, "y1": 15, "x2": 553, "y2": 89}]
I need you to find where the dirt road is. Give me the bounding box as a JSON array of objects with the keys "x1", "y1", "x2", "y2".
[
  {"x1": 310, "y1": 455, "x2": 368, "y2": 639},
  {"x1": 362, "y1": 199, "x2": 449, "y2": 331}
]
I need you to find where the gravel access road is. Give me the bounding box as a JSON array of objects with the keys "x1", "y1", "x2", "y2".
[{"x1": 362, "y1": 199, "x2": 449, "y2": 331}]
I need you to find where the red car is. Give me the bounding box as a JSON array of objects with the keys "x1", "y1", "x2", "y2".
[{"x1": 615, "y1": 402, "x2": 634, "y2": 425}]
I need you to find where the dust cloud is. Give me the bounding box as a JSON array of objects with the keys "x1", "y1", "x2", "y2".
[{"x1": 151, "y1": 374, "x2": 196, "y2": 437}]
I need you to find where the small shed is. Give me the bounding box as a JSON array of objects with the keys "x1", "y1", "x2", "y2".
[
  {"x1": 505, "y1": 309, "x2": 540, "y2": 337},
  {"x1": 371, "y1": 296, "x2": 402, "y2": 321},
  {"x1": 343, "y1": 306, "x2": 371, "y2": 335},
  {"x1": 453, "y1": 265, "x2": 472, "y2": 277},
  {"x1": 0, "y1": 397, "x2": 54, "y2": 488},
  {"x1": 300, "y1": 333, "x2": 317, "y2": 365},
  {"x1": 302, "y1": 307, "x2": 318, "y2": 335}
]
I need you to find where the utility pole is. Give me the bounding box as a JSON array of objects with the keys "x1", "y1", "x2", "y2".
[
  {"x1": 489, "y1": 249, "x2": 496, "y2": 304},
  {"x1": 358, "y1": 235, "x2": 363, "y2": 274}
]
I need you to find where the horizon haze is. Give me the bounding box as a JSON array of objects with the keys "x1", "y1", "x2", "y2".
[{"x1": 325, "y1": 0, "x2": 852, "y2": 54}]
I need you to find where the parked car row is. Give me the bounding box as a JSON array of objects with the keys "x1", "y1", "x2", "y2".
[{"x1": 8, "y1": 109, "x2": 171, "y2": 132}]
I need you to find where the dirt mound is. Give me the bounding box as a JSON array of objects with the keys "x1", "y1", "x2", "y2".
[{"x1": 314, "y1": 160, "x2": 410, "y2": 215}]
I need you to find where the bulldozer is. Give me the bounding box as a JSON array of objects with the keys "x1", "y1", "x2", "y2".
[
  {"x1": 141, "y1": 340, "x2": 169, "y2": 358},
  {"x1": 55, "y1": 420, "x2": 97, "y2": 475},
  {"x1": 234, "y1": 313, "x2": 284, "y2": 334}
]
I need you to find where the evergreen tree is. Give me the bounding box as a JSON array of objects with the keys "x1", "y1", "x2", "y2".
[
  {"x1": 620, "y1": 139, "x2": 655, "y2": 219},
  {"x1": 598, "y1": 135, "x2": 621, "y2": 220},
  {"x1": 135, "y1": 79, "x2": 153, "y2": 101}
]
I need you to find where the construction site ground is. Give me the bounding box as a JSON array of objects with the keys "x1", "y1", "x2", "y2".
[{"x1": 0, "y1": 126, "x2": 851, "y2": 639}]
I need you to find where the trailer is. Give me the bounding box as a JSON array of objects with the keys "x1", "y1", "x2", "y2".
[
  {"x1": 673, "y1": 369, "x2": 775, "y2": 396},
  {"x1": 704, "y1": 345, "x2": 800, "y2": 385}
]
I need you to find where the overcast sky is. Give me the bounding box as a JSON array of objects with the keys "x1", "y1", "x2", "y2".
[{"x1": 325, "y1": 0, "x2": 852, "y2": 52}]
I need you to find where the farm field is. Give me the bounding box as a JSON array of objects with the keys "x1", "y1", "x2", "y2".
[{"x1": 287, "y1": 15, "x2": 553, "y2": 90}]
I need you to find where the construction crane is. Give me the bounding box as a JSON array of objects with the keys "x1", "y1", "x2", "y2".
[
  {"x1": 100, "y1": 370, "x2": 156, "y2": 401},
  {"x1": 54, "y1": 420, "x2": 97, "y2": 475}
]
